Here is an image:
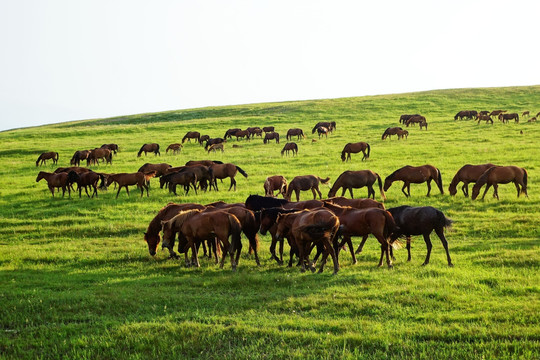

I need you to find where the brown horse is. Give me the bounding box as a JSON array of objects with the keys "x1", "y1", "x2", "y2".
[
  {"x1": 204, "y1": 138, "x2": 225, "y2": 150},
  {"x1": 522, "y1": 111, "x2": 530, "y2": 117},
  {"x1": 324, "y1": 196, "x2": 385, "y2": 210},
  {"x1": 323, "y1": 203, "x2": 397, "y2": 267},
  {"x1": 262, "y1": 126, "x2": 275, "y2": 133},
  {"x1": 199, "y1": 135, "x2": 210, "y2": 146},
  {"x1": 400, "y1": 114, "x2": 419, "y2": 123},
  {"x1": 477, "y1": 114, "x2": 493, "y2": 124},
  {"x1": 160, "y1": 170, "x2": 198, "y2": 195},
  {"x1": 286, "y1": 128, "x2": 305, "y2": 140},
  {"x1": 180, "y1": 164, "x2": 216, "y2": 191},
  {"x1": 275, "y1": 209, "x2": 340, "y2": 274},
  {"x1": 490, "y1": 110, "x2": 506, "y2": 118},
  {"x1": 328, "y1": 170, "x2": 386, "y2": 200},
  {"x1": 161, "y1": 209, "x2": 242, "y2": 269},
  {"x1": 381, "y1": 127, "x2": 404, "y2": 140},
  {"x1": 247, "y1": 127, "x2": 262, "y2": 138},
  {"x1": 405, "y1": 115, "x2": 426, "y2": 127},
  {"x1": 87, "y1": 148, "x2": 112, "y2": 166},
  {"x1": 165, "y1": 143, "x2": 183, "y2": 154},
  {"x1": 498, "y1": 113, "x2": 519, "y2": 123},
  {"x1": 137, "y1": 143, "x2": 160, "y2": 157},
  {"x1": 100, "y1": 144, "x2": 119, "y2": 154},
  {"x1": 263, "y1": 132, "x2": 280, "y2": 144},
  {"x1": 36, "y1": 152, "x2": 59, "y2": 166},
  {"x1": 285, "y1": 175, "x2": 330, "y2": 201},
  {"x1": 454, "y1": 111, "x2": 477, "y2": 121},
  {"x1": 67, "y1": 170, "x2": 105, "y2": 198},
  {"x1": 311, "y1": 121, "x2": 336, "y2": 134},
  {"x1": 471, "y1": 166, "x2": 528, "y2": 200},
  {"x1": 224, "y1": 128, "x2": 241, "y2": 139},
  {"x1": 316, "y1": 126, "x2": 329, "y2": 138},
  {"x1": 36, "y1": 171, "x2": 70, "y2": 197},
  {"x1": 448, "y1": 163, "x2": 497, "y2": 197},
  {"x1": 182, "y1": 131, "x2": 201, "y2": 143},
  {"x1": 341, "y1": 142, "x2": 370, "y2": 161},
  {"x1": 138, "y1": 163, "x2": 172, "y2": 177},
  {"x1": 396, "y1": 129, "x2": 408, "y2": 139},
  {"x1": 70, "y1": 150, "x2": 90, "y2": 166},
  {"x1": 264, "y1": 175, "x2": 288, "y2": 197},
  {"x1": 281, "y1": 142, "x2": 298, "y2": 156},
  {"x1": 54, "y1": 166, "x2": 92, "y2": 174},
  {"x1": 234, "y1": 130, "x2": 251, "y2": 141},
  {"x1": 207, "y1": 143, "x2": 224, "y2": 153},
  {"x1": 210, "y1": 163, "x2": 248, "y2": 191},
  {"x1": 106, "y1": 171, "x2": 156, "y2": 198},
  {"x1": 384, "y1": 165, "x2": 444, "y2": 197}
]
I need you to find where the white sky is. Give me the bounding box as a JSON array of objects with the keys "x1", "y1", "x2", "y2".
[{"x1": 1, "y1": 0, "x2": 539, "y2": 131}]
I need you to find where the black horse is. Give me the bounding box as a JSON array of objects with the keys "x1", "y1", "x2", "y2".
[{"x1": 245, "y1": 194, "x2": 288, "y2": 211}]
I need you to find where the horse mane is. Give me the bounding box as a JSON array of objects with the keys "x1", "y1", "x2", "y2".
[
  {"x1": 166, "y1": 209, "x2": 202, "y2": 230},
  {"x1": 147, "y1": 203, "x2": 179, "y2": 237},
  {"x1": 137, "y1": 144, "x2": 147, "y2": 156},
  {"x1": 386, "y1": 166, "x2": 411, "y2": 180}
]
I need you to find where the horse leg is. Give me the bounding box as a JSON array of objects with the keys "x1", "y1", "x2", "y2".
[
  {"x1": 426, "y1": 179, "x2": 432, "y2": 196},
  {"x1": 229, "y1": 177, "x2": 236, "y2": 191},
  {"x1": 421, "y1": 233, "x2": 433, "y2": 266},
  {"x1": 462, "y1": 182, "x2": 468, "y2": 197},
  {"x1": 315, "y1": 186, "x2": 322, "y2": 199},
  {"x1": 406, "y1": 236, "x2": 412, "y2": 261},
  {"x1": 84, "y1": 186, "x2": 90, "y2": 198},
  {"x1": 367, "y1": 185, "x2": 374, "y2": 199},
  {"x1": 234, "y1": 237, "x2": 243, "y2": 266},
  {"x1": 514, "y1": 181, "x2": 521, "y2": 198},
  {"x1": 492, "y1": 184, "x2": 499, "y2": 200},
  {"x1": 344, "y1": 235, "x2": 357, "y2": 264},
  {"x1": 348, "y1": 188, "x2": 354, "y2": 199},
  {"x1": 435, "y1": 227, "x2": 453, "y2": 267},
  {"x1": 296, "y1": 239, "x2": 306, "y2": 273},
  {"x1": 355, "y1": 235, "x2": 369, "y2": 254},
  {"x1": 401, "y1": 182, "x2": 409, "y2": 197},
  {"x1": 311, "y1": 188, "x2": 317, "y2": 200},
  {"x1": 480, "y1": 184, "x2": 491, "y2": 200},
  {"x1": 317, "y1": 243, "x2": 329, "y2": 274},
  {"x1": 295, "y1": 189, "x2": 300, "y2": 202},
  {"x1": 116, "y1": 186, "x2": 122, "y2": 199}
]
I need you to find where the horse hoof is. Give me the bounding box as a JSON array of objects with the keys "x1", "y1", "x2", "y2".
[
  {"x1": 448, "y1": 263, "x2": 454, "y2": 267},
  {"x1": 310, "y1": 267, "x2": 316, "y2": 273},
  {"x1": 352, "y1": 260, "x2": 358, "y2": 265}
]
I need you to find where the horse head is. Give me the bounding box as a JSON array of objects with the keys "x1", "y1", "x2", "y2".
[{"x1": 144, "y1": 232, "x2": 160, "y2": 256}]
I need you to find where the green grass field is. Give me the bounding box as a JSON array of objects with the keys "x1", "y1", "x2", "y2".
[{"x1": 1, "y1": 86, "x2": 539, "y2": 359}]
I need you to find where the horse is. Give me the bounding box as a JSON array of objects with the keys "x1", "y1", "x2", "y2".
[
  {"x1": 100, "y1": 144, "x2": 119, "y2": 154},
  {"x1": 381, "y1": 127, "x2": 404, "y2": 140},
  {"x1": 478, "y1": 110, "x2": 490, "y2": 116},
  {"x1": 384, "y1": 206, "x2": 453, "y2": 267},
  {"x1": 182, "y1": 131, "x2": 201, "y2": 143},
  {"x1": 137, "y1": 163, "x2": 172, "y2": 177},
  {"x1": 36, "y1": 171, "x2": 70, "y2": 197},
  {"x1": 224, "y1": 128, "x2": 241, "y2": 139},
  {"x1": 324, "y1": 196, "x2": 385, "y2": 210},
  {"x1": 264, "y1": 175, "x2": 287, "y2": 197},
  {"x1": 185, "y1": 160, "x2": 223, "y2": 167},
  {"x1": 316, "y1": 126, "x2": 329, "y2": 138},
  {"x1": 245, "y1": 194, "x2": 288, "y2": 211},
  {"x1": 54, "y1": 166, "x2": 92, "y2": 174},
  {"x1": 522, "y1": 111, "x2": 530, "y2": 118},
  {"x1": 234, "y1": 130, "x2": 251, "y2": 141},
  {"x1": 528, "y1": 117, "x2": 537, "y2": 123},
  {"x1": 405, "y1": 115, "x2": 426, "y2": 127},
  {"x1": 328, "y1": 170, "x2": 386, "y2": 200},
  {"x1": 177, "y1": 165, "x2": 215, "y2": 191},
  {"x1": 498, "y1": 113, "x2": 519, "y2": 123},
  {"x1": 207, "y1": 143, "x2": 224, "y2": 153},
  {"x1": 396, "y1": 129, "x2": 408, "y2": 139},
  {"x1": 204, "y1": 138, "x2": 225, "y2": 150},
  {"x1": 199, "y1": 135, "x2": 210, "y2": 146},
  {"x1": 161, "y1": 209, "x2": 242, "y2": 269},
  {"x1": 137, "y1": 143, "x2": 160, "y2": 157},
  {"x1": 384, "y1": 165, "x2": 444, "y2": 197},
  {"x1": 210, "y1": 163, "x2": 248, "y2": 191},
  {"x1": 341, "y1": 142, "x2": 370, "y2": 161},
  {"x1": 165, "y1": 171, "x2": 198, "y2": 196},
  {"x1": 286, "y1": 128, "x2": 305, "y2": 140},
  {"x1": 471, "y1": 166, "x2": 528, "y2": 200},
  {"x1": 419, "y1": 120, "x2": 428, "y2": 130},
  {"x1": 247, "y1": 127, "x2": 262, "y2": 138},
  {"x1": 477, "y1": 114, "x2": 493, "y2": 124},
  {"x1": 454, "y1": 110, "x2": 477, "y2": 121},
  {"x1": 275, "y1": 209, "x2": 340, "y2": 274},
  {"x1": 67, "y1": 170, "x2": 105, "y2": 198},
  {"x1": 263, "y1": 132, "x2": 280, "y2": 144},
  {"x1": 311, "y1": 121, "x2": 336, "y2": 134},
  {"x1": 285, "y1": 175, "x2": 330, "y2": 202},
  {"x1": 87, "y1": 148, "x2": 112, "y2": 166},
  {"x1": 281, "y1": 142, "x2": 298, "y2": 156},
  {"x1": 165, "y1": 143, "x2": 183, "y2": 154},
  {"x1": 400, "y1": 114, "x2": 419, "y2": 123},
  {"x1": 448, "y1": 163, "x2": 497, "y2": 197},
  {"x1": 105, "y1": 171, "x2": 156, "y2": 198},
  {"x1": 36, "y1": 152, "x2": 59, "y2": 166},
  {"x1": 323, "y1": 203, "x2": 397, "y2": 267},
  {"x1": 70, "y1": 150, "x2": 90, "y2": 166},
  {"x1": 259, "y1": 207, "x2": 302, "y2": 265},
  {"x1": 490, "y1": 110, "x2": 506, "y2": 118},
  {"x1": 262, "y1": 126, "x2": 275, "y2": 133}
]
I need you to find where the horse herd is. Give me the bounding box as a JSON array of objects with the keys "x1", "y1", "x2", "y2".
[{"x1": 454, "y1": 109, "x2": 539, "y2": 124}]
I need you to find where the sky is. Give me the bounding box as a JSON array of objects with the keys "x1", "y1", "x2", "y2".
[{"x1": 1, "y1": 0, "x2": 539, "y2": 132}]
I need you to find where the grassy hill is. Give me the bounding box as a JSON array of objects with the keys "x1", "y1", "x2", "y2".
[{"x1": 1, "y1": 86, "x2": 539, "y2": 359}]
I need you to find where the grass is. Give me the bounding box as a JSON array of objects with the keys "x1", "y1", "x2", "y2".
[{"x1": 0, "y1": 85, "x2": 539, "y2": 359}]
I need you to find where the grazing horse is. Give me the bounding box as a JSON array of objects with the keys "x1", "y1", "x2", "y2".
[
  {"x1": 178, "y1": 164, "x2": 215, "y2": 191},
  {"x1": 324, "y1": 196, "x2": 385, "y2": 210},
  {"x1": 323, "y1": 203, "x2": 397, "y2": 267},
  {"x1": 36, "y1": 171, "x2": 70, "y2": 197},
  {"x1": 528, "y1": 117, "x2": 537, "y2": 123},
  {"x1": 281, "y1": 142, "x2": 298, "y2": 156},
  {"x1": 247, "y1": 127, "x2": 262, "y2": 138},
  {"x1": 36, "y1": 152, "x2": 59, "y2": 166},
  {"x1": 400, "y1": 114, "x2": 419, "y2": 123},
  {"x1": 207, "y1": 143, "x2": 224, "y2": 153},
  {"x1": 137, "y1": 143, "x2": 160, "y2": 157},
  {"x1": 100, "y1": 144, "x2": 119, "y2": 154},
  {"x1": 262, "y1": 126, "x2": 275, "y2": 133},
  {"x1": 263, "y1": 132, "x2": 280, "y2": 144},
  {"x1": 70, "y1": 150, "x2": 90, "y2": 166},
  {"x1": 286, "y1": 128, "x2": 305, "y2": 140},
  {"x1": 210, "y1": 163, "x2": 248, "y2": 191},
  {"x1": 384, "y1": 165, "x2": 444, "y2": 197},
  {"x1": 381, "y1": 127, "x2": 404, "y2": 140},
  {"x1": 498, "y1": 113, "x2": 519, "y2": 123},
  {"x1": 448, "y1": 163, "x2": 497, "y2": 197},
  {"x1": 245, "y1": 194, "x2": 288, "y2": 210},
  {"x1": 396, "y1": 129, "x2": 408, "y2": 139},
  {"x1": 67, "y1": 170, "x2": 104, "y2": 198},
  {"x1": 341, "y1": 142, "x2": 370, "y2": 161},
  {"x1": 285, "y1": 175, "x2": 330, "y2": 202},
  {"x1": 263, "y1": 175, "x2": 288, "y2": 197},
  {"x1": 54, "y1": 166, "x2": 92, "y2": 174},
  {"x1": 522, "y1": 111, "x2": 530, "y2": 118},
  {"x1": 405, "y1": 115, "x2": 426, "y2": 127},
  {"x1": 233, "y1": 130, "x2": 250, "y2": 141},
  {"x1": 311, "y1": 121, "x2": 336, "y2": 134},
  {"x1": 328, "y1": 170, "x2": 386, "y2": 200},
  {"x1": 137, "y1": 163, "x2": 172, "y2": 177},
  {"x1": 224, "y1": 128, "x2": 241, "y2": 139},
  {"x1": 106, "y1": 171, "x2": 156, "y2": 198},
  {"x1": 454, "y1": 110, "x2": 477, "y2": 121},
  {"x1": 161, "y1": 209, "x2": 242, "y2": 269},
  {"x1": 275, "y1": 209, "x2": 340, "y2": 274},
  {"x1": 204, "y1": 138, "x2": 225, "y2": 150},
  {"x1": 165, "y1": 171, "x2": 198, "y2": 196},
  {"x1": 490, "y1": 110, "x2": 506, "y2": 118},
  {"x1": 477, "y1": 114, "x2": 493, "y2": 124},
  {"x1": 87, "y1": 148, "x2": 112, "y2": 166},
  {"x1": 199, "y1": 135, "x2": 210, "y2": 146},
  {"x1": 165, "y1": 143, "x2": 183, "y2": 154},
  {"x1": 185, "y1": 160, "x2": 223, "y2": 167},
  {"x1": 471, "y1": 166, "x2": 528, "y2": 200},
  {"x1": 182, "y1": 131, "x2": 201, "y2": 143},
  {"x1": 385, "y1": 206, "x2": 453, "y2": 267},
  {"x1": 316, "y1": 126, "x2": 329, "y2": 138}
]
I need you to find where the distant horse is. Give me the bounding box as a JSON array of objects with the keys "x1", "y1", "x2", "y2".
[
  {"x1": 448, "y1": 163, "x2": 497, "y2": 197},
  {"x1": 400, "y1": 114, "x2": 419, "y2": 123},
  {"x1": 498, "y1": 113, "x2": 519, "y2": 123},
  {"x1": 87, "y1": 148, "x2": 112, "y2": 166},
  {"x1": 70, "y1": 150, "x2": 90, "y2": 166},
  {"x1": 405, "y1": 115, "x2": 426, "y2": 127},
  {"x1": 263, "y1": 175, "x2": 288, "y2": 197},
  {"x1": 311, "y1": 121, "x2": 336, "y2": 134},
  {"x1": 166, "y1": 143, "x2": 183, "y2": 154},
  {"x1": 106, "y1": 171, "x2": 156, "y2": 198},
  {"x1": 384, "y1": 164, "x2": 444, "y2": 197},
  {"x1": 67, "y1": 170, "x2": 105, "y2": 198},
  {"x1": 324, "y1": 196, "x2": 385, "y2": 210},
  {"x1": 182, "y1": 131, "x2": 201, "y2": 143},
  {"x1": 528, "y1": 117, "x2": 537, "y2": 123},
  {"x1": 285, "y1": 175, "x2": 330, "y2": 201},
  {"x1": 328, "y1": 170, "x2": 386, "y2": 200},
  {"x1": 490, "y1": 110, "x2": 506, "y2": 118},
  {"x1": 281, "y1": 142, "x2": 298, "y2": 156},
  {"x1": 477, "y1": 114, "x2": 493, "y2": 124},
  {"x1": 478, "y1": 110, "x2": 490, "y2": 116},
  {"x1": 36, "y1": 171, "x2": 70, "y2": 197},
  {"x1": 522, "y1": 111, "x2": 530, "y2": 118},
  {"x1": 234, "y1": 130, "x2": 251, "y2": 141},
  {"x1": 385, "y1": 206, "x2": 453, "y2": 266},
  {"x1": 207, "y1": 143, "x2": 224, "y2": 153},
  {"x1": 396, "y1": 129, "x2": 408, "y2": 139},
  {"x1": 137, "y1": 143, "x2": 160, "y2": 157},
  {"x1": 263, "y1": 132, "x2": 280, "y2": 144},
  {"x1": 166, "y1": 171, "x2": 198, "y2": 196},
  {"x1": 471, "y1": 166, "x2": 528, "y2": 200},
  {"x1": 204, "y1": 138, "x2": 225, "y2": 150},
  {"x1": 199, "y1": 135, "x2": 210, "y2": 146},
  {"x1": 224, "y1": 128, "x2": 241, "y2": 139},
  {"x1": 247, "y1": 127, "x2": 262, "y2": 138},
  {"x1": 36, "y1": 152, "x2": 59, "y2": 166},
  {"x1": 210, "y1": 163, "x2": 248, "y2": 191},
  {"x1": 137, "y1": 163, "x2": 172, "y2": 177},
  {"x1": 419, "y1": 120, "x2": 428, "y2": 130},
  {"x1": 381, "y1": 127, "x2": 403, "y2": 140},
  {"x1": 316, "y1": 126, "x2": 329, "y2": 138},
  {"x1": 341, "y1": 142, "x2": 370, "y2": 161},
  {"x1": 286, "y1": 128, "x2": 305, "y2": 140},
  {"x1": 454, "y1": 110, "x2": 477, "y2": 121},
  {"x1": 262, "y1": 126, "x2": 275, "y2": 133},
  {"x1": 100, "y1": 144, "x2": 119, "y2": 154}
]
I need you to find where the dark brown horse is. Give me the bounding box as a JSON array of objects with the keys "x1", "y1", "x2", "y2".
[
  {"x1": 137, "y1": 143, "x2": 160, "y2": 157},
  {"x1": 381, "y1": 127, "x2": 404, "y2": 140},
  {"x1": 396, "y1": 129, "x2": 408, "y2": 139},
  {"x1": 522, "y1": 111, "x2": 530, "y2": 117},
  {"x1": 285, "y1": 175, "x2": 330, "y2": 201},
  {"x1": 341, "y1": 142, "x2": 370, "y2": 161},
  {"x1": 281, "y1": 142, "x2": 298, "y2": 156},
  {"x1": 262, "y1": 126, "x2": 275, "y2": 133},
  {"x1": 490, "y1": 110, "x2": 506, "y2": 118},
  {"x1": 36, "y1": 171, "x2": 70, "y2": 197},
  {"x1": 100, "y1": 144, "x2": 119, "y2": 154},
  {"x1": 399, "y1": 114, "x2": 420, "y2": 123},
  {"x1": 316, "y1": 126, "x2": 329, "y2": 138},
  {"x1": 224, "y1": 128, "x2": 241, "y2": 139},
  {"x1": 471, "y1": 166, "x2": 528, "y2": 200},
  {"x1": 498, "y1": 113, "x2": 519, "y2": 123},
  {"x1": 105, "y1": 171, "x2": 156, "y2": 198},
  {"x1": 165, "y1": 143, "x2": 183, "y2": 154},
  {"x1": 87, "y1": 148, "x2": 112, "y2": 166},
  {"x1": 454, "y1": 111, "x2": 477, "y2": 120},
  {"x1": 67, "y1": 170, "x2": 105, "y2": 198},
  {"x1": 263, "y1": 132, "x2": 280, "y2": 144},
  {"x1": 199, "y1": 135, "x2": 210, "y2": 146},
  {"x1": 70, "y1": 150, "x2": 90, "y2": 166},
  {"x1": 36, "y1": 152, "x2": 59, "y2": 166},
  {"x1": 207, "y1": 143, "x2": 224, "y2": 153},
  {"x1": 182, "y1": 131, "x2": 201, "y2": 143},
  {"x1": 137, "y1": 163, "x2": 172, "y2": 177},
  {"x1": 210, "y1": 163, "x2": 248, "y2": 191},
  {"x1": 247, "y1": 127, "x2": 262, "y2": 138},
  {"x1": 234, "y1": 130, "x2": 251, "y2": 141},
  {"x1": 328, "y1": 170, "x2": 386, "y2": 200},
  {"x1": 180, "y1": 164, "x2": 216, "y2": 191},
  {"x1": 311, "y1": 121, "x2": 336, "y2": 134},
  {"x1": 286, "y1": 128, "x2": 305, "y2": 140},
  {"x1": 165, "y1": 170, "x2": 198, "y2": 196},
  {"x1": 448, "y1": 163, "x2": 497, "y2": 197},
  {"x1": 477, "y1": 114, "x2": 493, "y2": 124},
  {"x1": 384, "y1": 165, "x2": 444, "y2": 197},
  {"x1": 264, "y1": 175, "x2": 287, "y2": 197},
  {"x1": 324, "y1": 196, "x2": 385, "y2": 210},
  {"x1": 405, "y1": 115, "x2": 426, "y2": 127},
  {"x1": 204, "y1": 138, "x2": 225, "y2": 150}
]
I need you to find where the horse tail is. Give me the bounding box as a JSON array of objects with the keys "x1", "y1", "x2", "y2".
[
  {"x1": 98, "y1": 173, "x2": 106, "y2": 189},
  {"x1": 236, "y1": 166, "x2": 248, "y2": 178},
  {"x1": 55, "y1": 152, "x2": 59, "y2": 161},
  {"x1": 319, "y1": 177, "x2": 330, "y2": 184},
  {"x1": 522, "y1": 168, "x2": 528, "y2": 195},
  {"x1": 155, "y1": 144, "x2": 160, "y2": 155},
  {"x1": 383, "y1": 210, "x2": 398, "y2": 243},
  {"x1": 366, "y1": 143, "x2": 371, "y2": 158},
  {"x1": 137, "y1": 144, "x2": 145, "y2": 157},
  {"x1": 437, "y1": 210, "x2": 453, "y2": 230},
  {"x1": 376, "y1": 173, "x2": 386, "y2": 200},
  {"x1": 436, "y1": 168, "x2": 444, "y2": 194},
  {"x1": 228, "y1": 214, "x2": 243, "y2": 253}
]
